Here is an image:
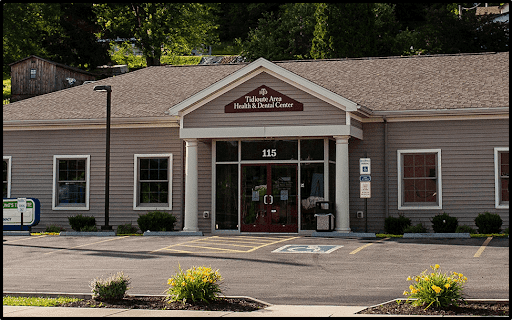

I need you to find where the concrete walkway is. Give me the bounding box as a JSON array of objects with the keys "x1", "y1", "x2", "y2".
[{"x1": 3, "y1": 304, "x2": 370, "y2": 317}]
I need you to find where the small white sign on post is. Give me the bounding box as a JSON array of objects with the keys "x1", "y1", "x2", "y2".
[
  {"x1": 360, "y1": 181, "x2": 371, "y2": 198},
  {"x1": 17, "y1": 198, "x2": 27, "y2": 213},
  {"x1": 360, "y1": 158, "x2": 371, "y2": 175}
]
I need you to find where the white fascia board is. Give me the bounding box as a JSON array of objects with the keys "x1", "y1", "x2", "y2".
[
  {"x1": 180, "y1": 125, "x2": 351, "y2": 139},
  {"x1": 166, "y1": 57, "x2": 359, "y2": 116}
]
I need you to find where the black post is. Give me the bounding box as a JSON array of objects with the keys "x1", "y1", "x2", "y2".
[
  {"x1": 94, "y1": 85, "x2": 112, "y2": 231},
  {"x1": 103, "y1": 88, "x2": 112, "y2": 230}
]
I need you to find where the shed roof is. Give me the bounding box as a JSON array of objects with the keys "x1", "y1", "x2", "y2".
[
  {"x1": 9, "y1": 55, "x2": 98, "y2": 77},
  {"x1": 3, "y1": 52, "x2": 509, "y2": 123}
]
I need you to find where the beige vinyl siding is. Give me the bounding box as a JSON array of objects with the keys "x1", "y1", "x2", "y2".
[
  {"x1": 183, "y1": 72, "x2": 346, "y2": 129},
  {"x1": 3, "y1": 127, "x2": 183, "y2": 232},
  {"x1": 197, "y1": 140, "x2": 213, "y2": 234},
  {"x1": 348, "y1": 122, "x2": 386, "y2": 232},
  {"x1": 385, "y1": 119, "x2": 509, "y2": 231}
]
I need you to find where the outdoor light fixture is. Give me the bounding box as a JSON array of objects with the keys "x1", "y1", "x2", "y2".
[{"x1": 93, "y1": 85, "x2": 112, "y2": 230}]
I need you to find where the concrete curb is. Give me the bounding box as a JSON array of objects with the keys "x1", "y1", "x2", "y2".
[
  {"x1": 59, "y1": 231, "x2": 116, "y2": 236},
  {"x1": 403, "y1": 233, "x2": 471, "y2": 238},
  {"x1": 143, "y1": 231, "x2": 203, "y2": 236},
  {"x1": 3, "y1": 231, "x2": 31, "y2": 236},
  {"x1": 311, "y1": 232, "x2": 376, "y2": 238}
]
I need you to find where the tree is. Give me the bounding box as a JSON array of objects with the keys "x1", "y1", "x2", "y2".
[
  {"x1": 237, "y1": 3, "x2": 317, "y2": 61},
  {"x1": 3, "y1": 3, "x2": 110, "y2": 72},
  {"x1": 310, "y1": 3, "x2": 377, "y2": 59},
  {"x1": 94, "y1": 3, "x2": 219, "y2": 66}
]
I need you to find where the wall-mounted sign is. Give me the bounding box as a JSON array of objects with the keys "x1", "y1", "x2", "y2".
[{"x1": 225, "y1": 85, "x2": 303, "y2": 113}]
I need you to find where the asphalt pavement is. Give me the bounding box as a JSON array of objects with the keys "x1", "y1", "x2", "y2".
[{"x1": 3, "y1": 234, "x2": 509, "y2": 316}]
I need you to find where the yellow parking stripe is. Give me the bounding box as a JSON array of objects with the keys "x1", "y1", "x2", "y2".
[
  {"x1": 244, "y1": 236, "x2": 300, "y2": 253},
  {"x1": 43, "y1": 236, "x2": 129, "y2": 255},
  {"x1": 3, "y1": 235, "x2": 47, "y2": 243},
  {"x1": 349, "y1": 238, "x2": 390, "y2": 254},
  {"x1": 473, "y1": 237, "x2": 493, "y2": 258},
  {"x1": 150, "y1": 238, "x2": 205, "y2": 253},
  {"x1": 196, "y1": 241, "x2": 257, "y2": 248},
  {"x1": 179, "y1": 244, "x2": 248, "y2": 252},
  {"x1": 151, "y1": 236, "x2": 300, "y2": 254}
]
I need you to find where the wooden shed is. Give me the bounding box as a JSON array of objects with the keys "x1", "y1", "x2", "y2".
[{"x1": 9, "y1": 55, "x2": 97, "y2": 102}]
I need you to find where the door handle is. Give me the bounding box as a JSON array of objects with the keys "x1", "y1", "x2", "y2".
[
  {"x1": 269, "y1": 195, "x2": 274, "y2": 205},
  {"x1": 264, "y1": 195, "x2": 268, "y2": 205}
]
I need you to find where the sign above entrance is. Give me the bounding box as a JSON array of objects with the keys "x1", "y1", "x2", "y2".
[{"x1": 225, "y1": 85, "x2": 303, "y2": 113}]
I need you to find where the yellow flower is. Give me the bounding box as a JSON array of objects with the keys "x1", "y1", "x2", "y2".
[
  {"x1": 409, "y1": 285, "x2": 414, "y2": 290},
  {"x1": 424, "y1": 276, "x2": 429, "y2": 281},
  {"x1": 403, "y1": 290, "x2": 409, "y2": 296},
  {"x1": 431, "y1": 285, "x2": 442, "y2": 294},
  {"x1": 444, "y1": 283, "x2": 451, "y2": 288},
  {"x1": 447, "y1": 277, "x2": 451, "y2": 281},
  {"x1": 411, "y1": 288, "x2": 418, "y2": 294},
  {"x1": 415, "y1": 277, "x2": 420, "y2": 282},
  {"x1": 434, "y1": 264, "x2": 440, "y2": 270},
  {"x1": 458, "y1": 273, "x2": 463, "y2": 278},
  {"x1": 182, "y1": 281, "x2": 186, "y2": 286},
  {"x1": 203, "y1": 278, "x2": 208, "y2": 283},
  {"x1": 406, "y1": 276, "x2": 412, "y2": 281}
]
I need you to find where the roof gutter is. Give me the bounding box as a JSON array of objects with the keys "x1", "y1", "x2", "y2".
[{"x1": 3, "y1": 116, "x2": 180, "y2": 131}]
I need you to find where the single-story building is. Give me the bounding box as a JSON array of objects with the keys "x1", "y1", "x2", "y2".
[{"x1": 3, "y1": 52, "x2": 509, "y2": 234}]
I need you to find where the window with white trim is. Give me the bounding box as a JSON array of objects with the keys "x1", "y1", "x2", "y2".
[
  {"x1": 3, "y1": 156, "x2": 12, "y2": 198},
  {"x1": 495, "y1": 147, "x2": 509, "y2": 208},
  {"x1": 398, "y1": 149, "x2": 442, "y2": 210},
  {"x1": 53, "y1": 155, "x2": 90, "y2": 210},
  {"x1": 133, "y1": 154, "x2": 172, "y2": 210}
]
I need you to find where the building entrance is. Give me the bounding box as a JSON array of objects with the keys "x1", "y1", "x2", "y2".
[{"x1": 241, "y1": 164, "x2": 298, "y2": 232}]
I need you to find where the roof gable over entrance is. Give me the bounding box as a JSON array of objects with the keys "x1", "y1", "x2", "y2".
[{"x1": 166, "y1": 57, "x2": 360, "y2": 118}]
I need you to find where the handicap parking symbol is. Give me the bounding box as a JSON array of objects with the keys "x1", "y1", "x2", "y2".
[{"x1": 272, "y1": 245, "x2": 343, "y2": 254}]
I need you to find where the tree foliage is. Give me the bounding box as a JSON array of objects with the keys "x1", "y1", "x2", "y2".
[
  {"x1": 3, "y1": 3, "x2": 110, "y2": 72},
  {"x1": 94, "y1": 3, "x2": 219, "y2": 66},
  {"x1": 311, "y1": 3, "x2": 377, "y2": 59},
  {"x1": 237, "y1": 3, "x2": 317, "y2": 61}
]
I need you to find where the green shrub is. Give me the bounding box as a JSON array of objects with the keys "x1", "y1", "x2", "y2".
[
  {"x1": 116, "y1": 223, "x2": 139, "y2": 235},
  {"x1": 384, "y1": 214, "x2": 412, "y2": 235},
  {"x1": 403, "y1": 223, "x2": 427, "y2": 233},
  {"x1": 68, "y1": 214, "x2": 96, "y2": 231},
  {"x1": 137, "y1": 211, "x2": 177, "y2": 232},
  {"x1": 166, "y1": 264, "x2": 222, "y2": 304},
  {"x1": 403, "y1": 264, "x2": 467, "y2": 310},
  {"x1": 431, "y1": 212, "x2": 458, "y2": 233},
  {"x1": 504, "y1": 227, "x2": 509, "y2": 235},
  {"x1": 89, "y1": 271, "x2": 131, "y2": 301},
  {"x1": 455, "y1": 225, "x2": 476, "y2": 234},
  {"x1": 44, "y1": 225, "x2": 65, "y2": 233},
  {"x1": 474, "y1": 212, "x2": 502, "y2": 234},
  {"x1": 80, "y1": 225, "x2": 98, "y2": 232}
]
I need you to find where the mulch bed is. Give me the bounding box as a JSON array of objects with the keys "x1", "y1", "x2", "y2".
[
  {"x1": 357, "y1": 300, "x2": 509, "y2": 316},
  {"x1": 58, "y1": 295, "x2": 266, "y2": 312}
]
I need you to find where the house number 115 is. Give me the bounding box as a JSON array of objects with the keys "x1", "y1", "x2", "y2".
[{"x1": 262, "y1": 149, "x2": 277, "y2": 158}]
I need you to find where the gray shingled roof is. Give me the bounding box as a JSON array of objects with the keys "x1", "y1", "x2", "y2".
[{"x1": 3, "y1": 52, "x2": 508, "y2": 122}]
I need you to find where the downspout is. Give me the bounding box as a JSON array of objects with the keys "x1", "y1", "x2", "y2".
[
  {"x1": 384, "y1": 116, "x2": 389, "y2": 218},
  {"x1": 181, "y1": 139, "x2": 185, "y2": 230}
]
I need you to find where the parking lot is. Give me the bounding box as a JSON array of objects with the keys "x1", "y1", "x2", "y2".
[{"x1": 3, "y1": 235, "x2": 509, "y2": 306}]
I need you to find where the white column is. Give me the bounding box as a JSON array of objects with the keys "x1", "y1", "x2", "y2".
[
  {"x1": 183, "y1": 139, "x2": 199, "y2": 232},
  {"x1": 335, "y1": 136, "x2": 351, "y2": 232}
]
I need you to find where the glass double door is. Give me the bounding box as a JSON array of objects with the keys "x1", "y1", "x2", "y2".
[{"x1": 241, "y1": 164, "x2": 298, "y2": 232}]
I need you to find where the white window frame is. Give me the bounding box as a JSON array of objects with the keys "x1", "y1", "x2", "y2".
[
  {"x1": 397, "y1": 149, "x2": 442, "y2": 210},
  {"x1": 52, "y1": 155, "x2": 90, "y2": 210},
  {"x1": 3, "y1": 156, "x2": 12, "y2": 198},
  {"x1": 133, "y1": 154, "x2": 173, "y2": 210},
  {"x1": 494, "y1": 147, "x2": 509, "y2": 209}
]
